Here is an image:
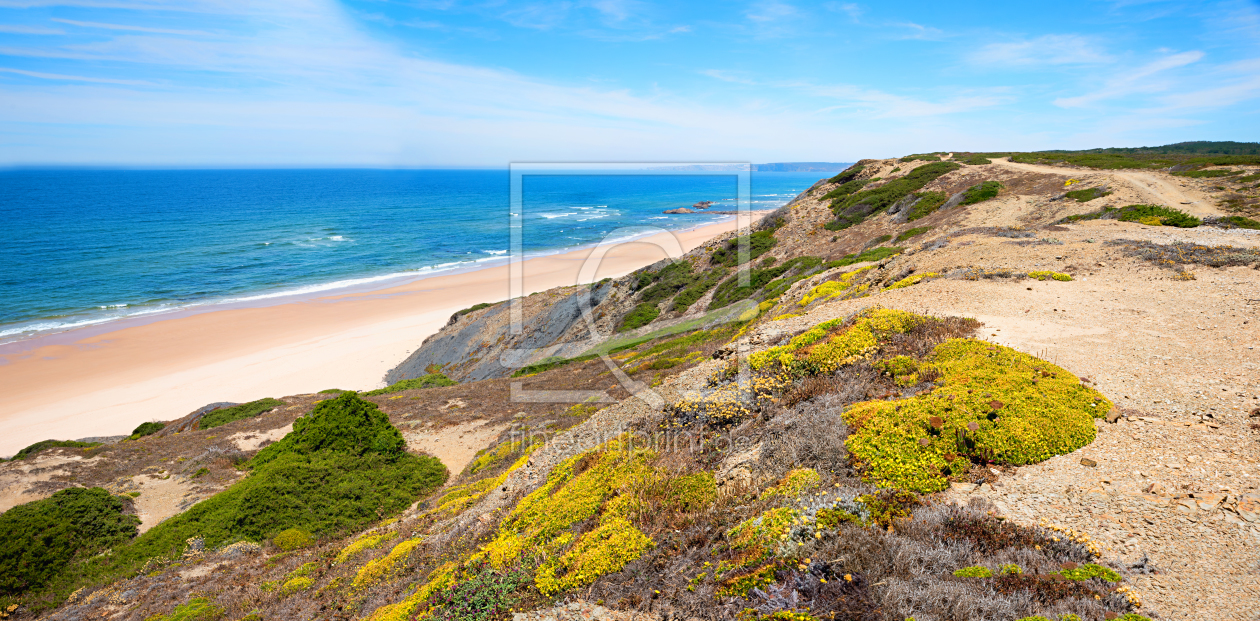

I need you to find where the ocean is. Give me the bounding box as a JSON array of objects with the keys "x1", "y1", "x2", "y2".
[{"x1": 0, "y1": 168, "x2": 834, "y2": 344}]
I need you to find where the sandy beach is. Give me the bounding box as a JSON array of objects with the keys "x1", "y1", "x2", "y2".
[{"x1": 0, "y1": 215, "x2": 765, "y2": 456}]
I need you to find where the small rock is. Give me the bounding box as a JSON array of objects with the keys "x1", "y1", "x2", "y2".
[
  {"x1": 1106, "y1": 411, "x2": 1123, "y2": 423},
  {"x1": 1080, "y1": 458, "x2": 1098, "y2": 467},
  {"x1": 950, "y1": 482, "x2": 977, "y2": 493}
]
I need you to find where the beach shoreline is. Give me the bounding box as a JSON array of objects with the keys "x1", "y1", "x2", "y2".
[{"x1": 0, "y1": 213, "x2": 767, "y2": 456}]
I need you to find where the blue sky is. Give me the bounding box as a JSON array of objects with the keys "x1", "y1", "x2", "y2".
[{"x1": 0, "y1": 0, "x2": 1258, "y2": 165}]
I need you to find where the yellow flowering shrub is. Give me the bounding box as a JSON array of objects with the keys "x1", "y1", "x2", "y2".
[
  {"x1": 468, "y1": 439, "x2": 532, "y2": 474},
  {"x1": 885, "y1": 272, "x2": 940, "y2": 290},
  {"x1": 797, "y1": 267, "x2": 872, "y2": 306},
  {"x1": 724, "y1": 507, "x2": 800, "y2": 571},
  {"x1": 718, "y1": 562, "x2": 779, "y2": 597},
  {"x1": 760, "y1": 468, "x2": 821, "y2": 500},
  {"x1": 844, "y1": 339, "x2": 1111, "y2": 492},
  {"x1": 351, "y1": 539, "x2": 421, "y2": 591},
  {"x1": 364, "y1": 562, "x2": 456, "y2": 621},
  {"x1": 281, "y1": 576, "x2": 314, "y2": 594},
  {"x1": 1027, "y1": 271, "x2": 1073, "y2": 282},
  {"x1": 533, "y1": 517, "x2": 653, "y2": 595},
  {"x1": 335, "y1": 531, "x2": 396, "y2": 565}
]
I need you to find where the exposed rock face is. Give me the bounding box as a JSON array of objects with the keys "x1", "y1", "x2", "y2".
[
  {"x1": 663, "y1": 208, "x2": 694, "y2": 214},
  {"x1": 385, "y1": 281, "x2": 620, "y2": 383}
]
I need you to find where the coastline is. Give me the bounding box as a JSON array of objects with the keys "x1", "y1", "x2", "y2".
[{"x1": 0, "y1": 212, "x2": 767, "y2": 456}]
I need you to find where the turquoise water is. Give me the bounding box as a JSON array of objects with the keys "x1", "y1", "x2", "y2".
[{"x1": 0, "y1": 169, "x2": 830, "y2": 342}]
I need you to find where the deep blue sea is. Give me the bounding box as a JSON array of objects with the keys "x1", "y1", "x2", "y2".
[{"x1": 0, "y1": 169, "x2": 831, "y2": 343}]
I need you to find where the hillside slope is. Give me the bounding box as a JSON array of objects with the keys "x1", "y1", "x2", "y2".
[{"x1": 2, "y1": 151, "x2": 1259, "y2": 621}]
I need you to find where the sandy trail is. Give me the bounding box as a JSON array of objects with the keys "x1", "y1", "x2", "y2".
[{"x1": 992, "y1": 157, "x2": 1221, "y2": 217}]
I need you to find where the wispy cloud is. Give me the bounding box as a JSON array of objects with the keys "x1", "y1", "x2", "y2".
[
  {"x1": 0, "y1": 24, "x2": 65, "y2": 34},
  {"x1": 1054, "y1": 51, "x2": 1204, "y2": 107},
  {"x1": 50, "y1": 18, "x2": 215, "y2": 36},
  {"x1": 804, "y1": 82, "x2": 1008, "y2": 118},
  {"x1": 970, "y1": 34, "x2": 1114, "y2": 67},
  {"x1": 699, "y1": 69, "x2": 756, "y2": 85},
  {"x1": 0, "y1": 66, "x2": 152, "y2": 84}
]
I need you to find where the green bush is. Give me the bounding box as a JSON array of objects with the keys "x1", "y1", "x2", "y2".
[
  {"x1": 895, "y1": 227, "x2": 933, "y2": 242},
  {"x1": 826, "y1": 162, "x2": 960, "y2": 230},
  {"x1": 1237, "y1": 172, "x2": 1260, "y2": 183},
  {"x1": 1057, "y1": 562, "x2": 1120, "y2": 582},
  {"x1": 0, "y1": 488, "x2": 139, "y2": 595},
  {"x1": 951, "y1": 566, "x2": 992, "y2": 578},
  {"x1": 959, "y1": 181, "x2": 1002, "y2": 205},
  {"x1": 1217, "y1": 215, "x2": 1260, "y2": 230},
  {"x1": 827, "y1": 163, "x2": 865, "y2": 184},
  {"x1": 636, "y1": 261, "x2": 698, "y2": 304},
  {"x1": 1115, "y1": 204, "x2": 1200, "y2": 228},
  {"x1": 272, "y1": 528, "x2": 314, "y2": 551},
  {"x1": 710, "y1": 231, "x2": 777, "y2": 267},
  {"x1": 1064, "y1": 187, "x2": 1112, "y2": 202},
  {"x1": 899, "y1": 153, "x2": 941, "y2": 163},
  {"x1": 866, "y1": 234, "x2": 892, "y2": 246},
  {"x1": 423, "y1": 561, "x2": 532, "y2": 621},
  {"x1": 963, "y1": 155, "x2": 991, "y2": 165},
  {"x1": 1171, "y1": 169, "x2": 1240, "y2": 178},
  {"x1": 150, "y1": 596, "x2": 225, "y2": 621},
  {"x1": 707, "y1": 256, "x2": 823, "y2": 310},
  {"x1": 619, "y1": 302, "x2": 662, "y2": 332},
  {"x1": 824, "y1": 247, "x2": 902, "y2": 269},
  {"x1": 671, "y1": 267, "x2": 728, "y2": 313},
  {"x1": 820, "y1": 177, "x2": 870, "y2": 201},
  {"x1": 112, "y1": 393, "x2": 446, "y2": 574},
  {"x1": 455, "y1": 302, "x2": 494, "y2": 317},
  {"x1": 362, "y1": 373, "x2": 457, "y2": 396},
  {"x1": 129, "y1": 422, "x2": 165, "y2": 440},
  {"x1": 200, "y1": 398, "x2": 285, "y2": 430},
  {"x1": 8, "y1": 440, "x2": 100, "y2": 461},
  {"x1": 907, "y1": 191, "x2": 948, "y2": 221}
]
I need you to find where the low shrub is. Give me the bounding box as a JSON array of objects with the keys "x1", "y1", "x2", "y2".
[
  {"x1": 0, "y1": 488, "x2": 139, "y2": 595},
  {"x1": 907, "y1": 191, "x2": 948, "y2": 221},
  {"x1": 707, "y1": 256, "x2": 823, "y2": 311},
  {"x1": 423, "y1": 561, "x2": 534, "y2": 621},
  {"x1": 1171, "y1": 169, "x2": 1240, "y2": 178},
  {"x1": 272, "y1": 528, "x2": 314, "y2": 551},
  {"x1": 952, "y1": 566, "x2": 993, "y2": 578},
  {"x1": 963, "y1": 155, "x2": 992, "y2": 165},
  {"x1": 826, "y1": 162, "x2": 960, "y2": 230},
  {"x1": 362, "y1": 373, "x2": 456, "y2": 396},
  {"x1": 200, "y1": 398, "x2": 285, "y2": 430},
  {"x1": 843, "y1": 338, "x2": 1111, "y2": 492},
  {"x1": 1064, "y1": 187, "x2": 1111, "y2": 202},
  {"x1": 454, "y1": 302, "x2": 494, "y2": 317},
  {"x1": 820, "y1": 178, "x2": 870, "y2": 202},
  {"x1": 1028, "y1": 271, "x2": 1072, "y2": 281},
  {"x1": 8, "y1": 440, "x2": 100, "y2": 461},
  {"x1": 824, "y1": 247, "x2": 901, "y2": 269},
  {"x1": 827, "y1": 164, "x2": 865, "y2": 184},
  {"x1": 710, "y1": 231, "x2": 778, "y2": 267},
  {"x1": 148, "y1": 596, "x2": 225, "y2": 621},
  {"x1": 129, "y1": 422, "x2": 165, "y2": 440},
  {"x1": 959, "y1": 181, "x2": 1002, "y2": 205},
  {"x1": 886, "y1": 272, "x2": 940, "y2": 290},
  {"x1": 899, "y1": 153, "x2": 941, "y2": 163},
  {"x1": 107, "y1": 393, "x2": 446, "y2": 583},
  {"x1": 1214, "y1": 215, "x2": 1260, "y2": 229},
  {"x1": 866, "y1": 234, "x2": 892, "y2": 247},
  {"x1": 1114, "y1": 204, "x2": 1200, "y2": 228},
  {"x1": 895, "y1": 226, "x2": 933, "y2": 242},
  {"x1": 619, "y1": 302, "x2": 662, "y2": 332}
]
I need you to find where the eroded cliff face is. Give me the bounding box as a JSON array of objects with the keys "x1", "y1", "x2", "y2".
[{"x1": 385, "y1": 280, "x2": 625, "y2": 382}]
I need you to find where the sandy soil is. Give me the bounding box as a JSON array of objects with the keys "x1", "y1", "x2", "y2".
[
  {"x1": 991, "y1": 157, "x2": 1220, "y2": 217},
  {"x1": 0, "y1": 453, "x2": 90, "y2": 513},
  {"x1": 0, "y1": 215, "x2": 763, "y2": 457},
  {"x1": 401, "y1": 419, "x2": 509, "y2": 475}
]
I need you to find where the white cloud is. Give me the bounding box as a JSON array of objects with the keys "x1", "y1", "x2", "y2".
[
  {"x1": 699, "y1": 69, "x2": 756, "y2": 85},
  {"x1": 1054, "y1": 51, "x2": 1204, "y2": 107},
  {"x1": 971, "y1": 34, "x2": 1115, "y2": 67},
  {"x1": 0, "y1": 24, "x2": 65, "y2": 34},
  {"x1": 50, "y1": 18, "x2": 215, "y2": 36},
  {"x1": 0, "y1": 66, "x2": 153, "y2": 84}
]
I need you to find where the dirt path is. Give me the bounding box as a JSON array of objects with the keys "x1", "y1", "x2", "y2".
[{"x1": 992, "y1": 157, "x2": 1221, "y2": 217}]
